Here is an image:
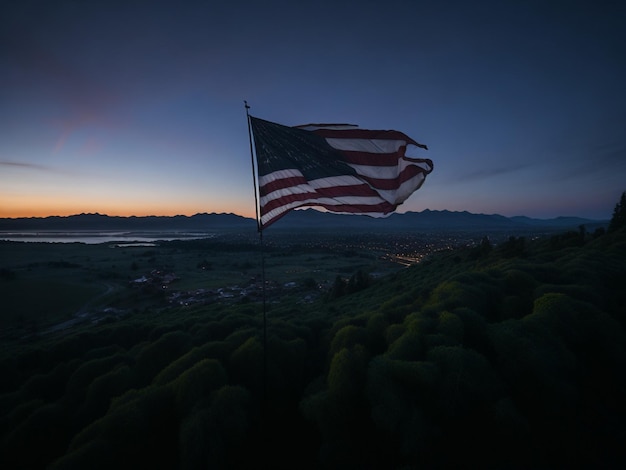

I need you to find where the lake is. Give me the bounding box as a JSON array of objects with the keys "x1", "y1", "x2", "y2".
[{"x1": 0, "y1": 231, "x2": 216, "y2": 244}]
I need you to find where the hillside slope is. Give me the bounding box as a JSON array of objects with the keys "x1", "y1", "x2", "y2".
[{"x1": 0, "y1": 227, "x2": 624, "y2": 469}]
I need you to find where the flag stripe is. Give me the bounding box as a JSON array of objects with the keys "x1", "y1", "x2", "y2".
[
  {"x1": 261, "y1": 199, "x2": 396, "y2": 228},
  {"x1": 250, "y1": 116, "x2": 432, "y2": 229},
  {"x1": 259, "y1": 171, "x2": 367, "y2": 198},
  {"x1": 350, "y1": 162, "x2": 429, "y2": 182},
  {"x1": 261, "y1": 180, "x2": 388, "y2": 214},
  {"x1": 309, "y1": 127, "x2": 428, "y2": 149},
  {"x1": 325, "y1": 137, "x2": 409, "y2": 154},
  {"x1": 261, "y1": 174, "x2": 388, "y2": 209},
  {"x1": 262, "y1": 192, "x2": 396, "y2": 216},
  {"x1": 340, "y1": 150, "x2": 406, "y2": 166},
  {"x1": 353, "y1": 163, "x2": 431, "y2": 190}
]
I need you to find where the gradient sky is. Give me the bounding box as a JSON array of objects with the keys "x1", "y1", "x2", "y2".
[{"x1": 1, "y1": 0, "x2": 625, "y2": 220}]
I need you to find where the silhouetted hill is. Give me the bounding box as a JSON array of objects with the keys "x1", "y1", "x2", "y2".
[
  {"x1": 272, "y1": 208, "x2": 607, "y2": 232},
  {"x1": 0, "y1": 209, "x2": 607, "y2": 233},
  {"x1": 0, "y1": 212, "x2": 256, "y2": 231}
]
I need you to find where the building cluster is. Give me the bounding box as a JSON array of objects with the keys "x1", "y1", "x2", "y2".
[
  {"x1": 129, "y1": 269, "x2": 179, "y2": 290},
  {"x1": 128, "y1": 269, "x2": 323, "y2": 307}
]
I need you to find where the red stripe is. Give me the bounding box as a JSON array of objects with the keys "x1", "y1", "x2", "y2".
[
  {"x1": 359, "y1": 165, "x2": 430, "y2": 191},
  {"x1": 314, "y1": 201, "x2": 397, "y2": 214},
  {"x1": 261, "y1": 199, "x2": 397, "y2": 229},
  {"x1": 340, "y1": 152, "x2": 433, "y2": 168},
  {"x1": 312, "y1": 201, "x2": 396, "y2": 213},
  {"x1": 340, "y1": 149, "x2": 404, "y2": 166},
  {"x1": 259, "y1": 157, "x2": 433, "y2": 198},
  {"x1": 261, "y1": 183, "x2": 382, "y2": 214},
  {"x1": 259, "y1": 175, "x2": 308, "y2": 197},
  {"x1": 262, "y1": 199, "x2": 396, "y2": 223}
]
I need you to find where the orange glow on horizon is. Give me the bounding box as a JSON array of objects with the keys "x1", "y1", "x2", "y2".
[{"x1": 0, "y1": 198, "x2": 256, "y2": 219}]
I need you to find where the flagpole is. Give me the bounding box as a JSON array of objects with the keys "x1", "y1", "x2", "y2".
[
  {"x1": 244, "y1": 101, "x2": 269, "y2": 443},
  {"x1": 245, "y1": 101, "x2": 261, "y2": 232}
]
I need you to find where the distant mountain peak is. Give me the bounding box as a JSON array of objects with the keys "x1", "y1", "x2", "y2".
[{"x1": 0, "y1": 209, "x2": 608, "y2": 233}]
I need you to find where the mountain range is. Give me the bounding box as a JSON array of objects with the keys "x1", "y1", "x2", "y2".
[{"x1": 0, "y1": 210, "x2": 608, "y2": 233}]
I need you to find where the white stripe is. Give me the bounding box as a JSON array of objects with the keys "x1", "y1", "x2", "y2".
[
  {"x1": 261, "y1": 195, "x2": 390, "y2": 225},
  {"x1": 261, "y1": 191, "x2": 387, "y2": 209},
  {"x1": 260, "y1": 174, "x2": 366, "y2": 205},
  {"x1": 308, "y1": 175, "x2": 364, "y2": 189},
  {"x1": 260, "y1": 183, "x2": 316, "y2": 206},
  {"x1": 296, "y1": 124, "x2": 358, "y2": 131},
  {"x1": 260, "y1": 177, "x2": 384, "y2": 206},
  {"x1": 375, "y1": 173, "x2": 426, "y2": 204},
  {"x1": 347, "y1": 158, "x2": 432, "y2": 180},
  {"x1": 260, "y1": 167, "x2": 427, "y2": 207},
  {"x1": 348, "y1": 164, "x2": 402, "y2": 179},
  {"x1": 258, "y1": 168, "x2": 304, "y2": 187},
  {"x1": 260, "y1": 169, "x2": 364, "y2": 190},
  {"x1": 325, "y1": 137, "x2": 408, "y2": 153}
]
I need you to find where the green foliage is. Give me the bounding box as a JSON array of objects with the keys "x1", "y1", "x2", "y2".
[
  {"x1": 549, "y1": 230, "x2": 585, "y2": 250},
  {"x1": 19, "y1": 360, "x2": 78, "y2": 403},
  {"x1": 66, "y1": 384, "x2": 178, "y2": 469},
  {"x1": 384, "y1": 322, "x2": 405, "y2": 346},
  {"x1": 436, "y1": 310, "x2": 464, "y2": 342},
  {"x1": 425, "y1": 271, "x2": 503, "y2": 320},
  {"x1": 266, "y1": 336, "x2": 309, "y2": 400},
  {"x1": 2, "y1": 227, "x2": 626, "y2": 468},
  {"x1": 501, "y1": 268, "x2": 536, "y2": 317},
  {"x1": 133, "y1": 331, "x2": 192, "y2": 385},
  {"x1": 327, "y1": 274, "x2": 347, "y2": 300},
  {"x1": 49, "y1": 439, "x2": 113, "y2": 470},
  {"x1": 346, "y1": 269, "x2": 371, "y2": 293},
  {"x1": 366, "y1": 356, "x2": 451, "y2": 465},
  {"x1": 427, "y1": 345, "x2": 503, "y2": 416},
  {"x1": 152, "y1": 342, "x2": 218, "y2": 386},
  {"x1": 327, "y1": 346, "x2": 368, "y2": 400},
  {"x1": 468, "y1": 236, "x2": 493, "y2": 259},
  {"x1": 206, "y1": 385, "x2": 251, "y2": 449},
  {"x1": 489, "y1": 318, "x2": 579, "y2": 416},
  {"x1": 177, "y1": 407, "x2": 211, "y2": 470},
  {"x1": 453, "y1": 307, "x2": 493, "y2": 358},
  {"x1": 329, "y1": 325, "x2": 367, "y2": 358},
  {"x1": 609, "y1": 191, "x2": 626, "y2": 232},
  {"x1": 229, "y1": 337, "x2": 263, "y2": 392},
  {"x1": 171, "y1": 358, "x2": 227, "y2": 417},
  {"x1": 498, "y1": 235, "x2": 527, "y2": 257},
  {"x1": 65, "y1": 354, "x2": 130, "y2": 404},
  {"x1": 386, "y1": 329, "x2": 425, "y2": 361},
  {"x1": 78, "y1": 365, "x2": 134, "y2": 427}
]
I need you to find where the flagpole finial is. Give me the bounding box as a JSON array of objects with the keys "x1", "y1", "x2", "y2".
[{"x1": 244, "y1": 100, "x2": 250, "y2": 110}]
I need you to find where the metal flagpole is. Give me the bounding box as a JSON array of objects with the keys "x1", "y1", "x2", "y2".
[
  {"x1": 244, "y1": 101, "x2": 269, "y2": 420},
  {"x1": 245, "y1": 101, "x2": 261, "y2": 232}
]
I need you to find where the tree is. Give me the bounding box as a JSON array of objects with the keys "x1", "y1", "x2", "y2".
[
  {"x1": 327, "y1": 275, "x2": 347, "y2": 300},
  {"x1": 469, "y1": 236, "x2": 492, "y2": 259},
  {"x1": 608, "y1": 191, "x2": 626, "y2": 232},
  {"x1": 346, "y1": 269, "x2": 371, "y2": 293}
]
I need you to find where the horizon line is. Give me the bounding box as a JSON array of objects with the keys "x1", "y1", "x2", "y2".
[{"x1": 0, "y1": 208, "x2": 610, "y2": 222}]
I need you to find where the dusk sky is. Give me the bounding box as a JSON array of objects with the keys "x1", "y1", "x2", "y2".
[{"x1": 1, "y1": 0, "x2": 624, "y2": 221}]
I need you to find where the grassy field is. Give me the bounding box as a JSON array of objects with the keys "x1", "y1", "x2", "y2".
[{"x1": 0, "y1": 237, "x2": 400, "y2": 334}]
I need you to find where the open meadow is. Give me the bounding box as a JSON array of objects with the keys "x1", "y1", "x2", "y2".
[{"x1": 0, "y1": 234, "x2": 401, "y2": 337}]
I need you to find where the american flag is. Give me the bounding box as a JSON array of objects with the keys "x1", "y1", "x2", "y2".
[{"x1": 250, "y1": 116, "x2": 433, "y2": 229}]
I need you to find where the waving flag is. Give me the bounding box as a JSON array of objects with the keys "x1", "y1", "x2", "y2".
[{"x1": 250, "y1": 116, "x2": 433, "y2": 229}]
